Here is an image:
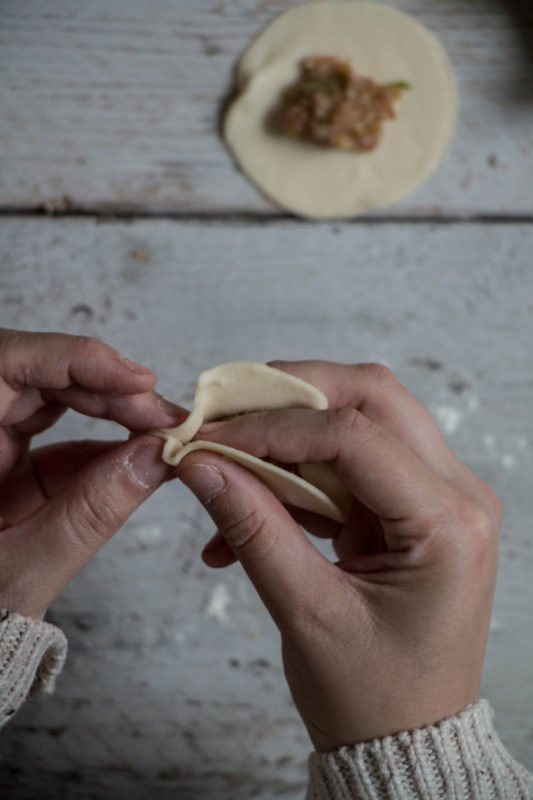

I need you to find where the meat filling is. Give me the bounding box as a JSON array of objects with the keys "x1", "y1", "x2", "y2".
[{"x1": 281, "y1": 56, "x2": 407, "y2": 152}]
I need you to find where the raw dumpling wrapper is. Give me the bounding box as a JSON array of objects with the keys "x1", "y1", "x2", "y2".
[{"x1": 154, "y1": 362, "x2": 352, "y2": 523}]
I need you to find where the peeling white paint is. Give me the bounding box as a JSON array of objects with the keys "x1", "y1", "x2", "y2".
[
  {"x1": 135, "y1": 524, "x2": 163, "y2": 545},
  {"x1": 175, "y1": 623, "x2": 196, "y2": 644},
  {"x1": 205, "y1": 583, "x2": 232, "y2": 625},
  {"x1": 466, "y1": 395, "x2": 479, "y2": 413},
  {"x1": 489, "y1": 616, "x2": 502, "y2": 633},
  {"x1": 236, "y1": 579, "x2": 250, "y2": 603},
  {"x1": 432, "y1": 405, "x2": 463, "y2": 435},
  {"x1": 501, "y1": 454, "x2": 516, "y2": 470}
]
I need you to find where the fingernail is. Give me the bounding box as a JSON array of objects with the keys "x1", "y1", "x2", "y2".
[
  {"x1": 179, "y1": 463, "x2": 226, "y2": 504},
  {"x1": 119, "y1": 354, "x2": 154, "y2": 376},
  {"x1": 158, "y1": 396, "x2": 187, "y2": 422},
  {"x1": 126, "y1": 441, "x2": 170, "y2": 489}
]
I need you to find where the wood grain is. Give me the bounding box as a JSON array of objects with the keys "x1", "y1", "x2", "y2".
[
  {"x1": 1, "y1": 0, "x2": 532, "y2": 215},
  {"x1": 0, "y1": 218, "x2": 531, "y2": 797}
]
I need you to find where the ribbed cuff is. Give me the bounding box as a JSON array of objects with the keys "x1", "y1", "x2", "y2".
[
  {"x1": 0, "y1": 609, "x2": 67, "y2": 728},
  {"x1": 307, "y1": 700, "x2": 533, "y2": 800}
]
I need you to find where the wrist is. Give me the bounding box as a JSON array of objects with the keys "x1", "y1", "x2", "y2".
[{"x1": 0, "y1": 609, "x2": 67, "y2": 726}]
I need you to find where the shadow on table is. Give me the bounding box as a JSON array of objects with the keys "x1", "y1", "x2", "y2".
[{"x1": 491, "y1": 0, "x2": 533, "y2": 103}]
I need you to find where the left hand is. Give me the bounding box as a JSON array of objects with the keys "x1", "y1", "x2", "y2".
[{"x1": 0, "y1": 329, "x2": 182, "y2": 620}]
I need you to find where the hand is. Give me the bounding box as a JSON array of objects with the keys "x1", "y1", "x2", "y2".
[
  {"x1": 0, "y1": 329, "x2": 180, "y2": 620},
  {"x1": 177, "y1": 361, "x2": 501, "y2": 751}
]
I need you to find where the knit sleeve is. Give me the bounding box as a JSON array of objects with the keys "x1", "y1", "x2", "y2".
[
  {"x1": 307, "y1": 700, "x2": 533, "y2": 800},
  {"x1": 0, "y1": 609, "x2": 67, "y2": 729}
]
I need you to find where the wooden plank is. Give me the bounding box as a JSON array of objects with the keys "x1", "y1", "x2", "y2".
[
  {"x1": 0, "y1": 218, "x2": 532, "y2": 797},
  {"x1": 1, "y1": 0, "x2": 532, "y2": 215}
]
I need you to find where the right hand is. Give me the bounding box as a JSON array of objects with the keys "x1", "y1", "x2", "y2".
[{"x1": 177, "y1": 361, "x2": 502, "y2": 751}]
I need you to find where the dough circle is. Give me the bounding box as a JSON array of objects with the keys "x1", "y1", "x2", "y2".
[{"x1": 224, "y1": 1, "x2": 457, "y2": 219}]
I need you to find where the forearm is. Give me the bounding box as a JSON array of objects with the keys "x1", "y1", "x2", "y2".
[
  {"x1": 307, "y1": 700, "x2": 533, "y2": 800},
  {"x1": 0, "y1": 609, "x2": 67, "y2": 729}
]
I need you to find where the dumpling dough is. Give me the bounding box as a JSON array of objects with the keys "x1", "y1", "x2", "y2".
[
  {"x1": 224, "y1": 1, "x2": 456, "y2": 219},
  {"x1": 154, "y1": 362, "x2": 352, "y2": 524}
]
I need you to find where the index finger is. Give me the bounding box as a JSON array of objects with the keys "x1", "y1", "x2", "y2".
[
  {"x1": 0, "y1": 329, "x2": 156, "y2": 394},
  {"x1": 201, "y1": 406, "x2": 448, "y2": 533},
  {"x1": 268, "y1": 360, "x2": 461, "y2": 475}
]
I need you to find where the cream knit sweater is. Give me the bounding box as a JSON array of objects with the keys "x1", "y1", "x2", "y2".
[{"x1": 1, "y1": 610, "x2": 531, "y2": 799}]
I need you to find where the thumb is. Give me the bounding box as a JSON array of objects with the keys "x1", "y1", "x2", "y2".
[
  {"x1": 6, "y1": 436, "x2": 171, "y2": 618},
  {"x1": 177, "y1": 451, "x2": 332, "y2": 628}
]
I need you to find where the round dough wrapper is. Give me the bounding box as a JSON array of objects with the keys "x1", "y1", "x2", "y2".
[{"x1": 224, "y1": 1, "x2": 457, "y2": 219}]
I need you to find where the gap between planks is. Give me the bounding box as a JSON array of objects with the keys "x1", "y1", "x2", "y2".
[{"x1": 0, "y1": 209, "x2": 532, "y2": 225}]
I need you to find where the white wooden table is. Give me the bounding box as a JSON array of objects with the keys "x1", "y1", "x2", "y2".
[{"x1": 1, "y1": 2, "x2": 532, "y2": 797}]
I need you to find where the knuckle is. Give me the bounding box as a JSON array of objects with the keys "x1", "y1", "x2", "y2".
[
  {"x1": 358, "y1": 362, "x2": 398, "y2": 387},
  {"x1": 222, "y1": 506, "x2": 269, "y2": 556},
  {"x1": 449, "y1": 495, "x2": 496, "y2": 557},
  {"x1": 246, "y1": 409, "x2": 270, "y2": 427},
  {"x1": 64, "y1": 486, "x2": 120, "y2": 550},
  {"x1": 459, "y1": 498, "x2": 491, "y2": 535},
  {"x1": 329, "y1": 405, "x2": 358, "y2": 429},
  {"x1": 416, "y1": 494, "x2": 496, "y2": 572},
  {"x1": 328, "y1": 406, "x2": 375, "y2": 440},
  {"x1": 74, "y1": 334, "x2": 104, "y2": 359},
  {"x1": 485, "y1": 486, "x2": 503, "y2": 528},
  {"x1": 0, "y1": 331, "x2": 24, "y2": 382}
]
